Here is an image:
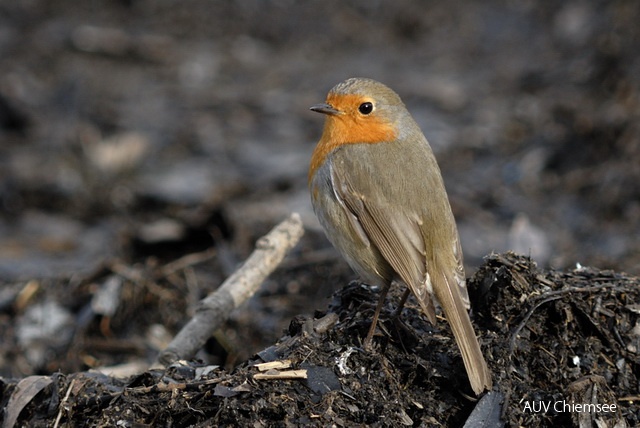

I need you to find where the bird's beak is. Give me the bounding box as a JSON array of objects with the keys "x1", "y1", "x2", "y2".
[{"x1": 310, "y1": 103, "x2": 340, "y2": 116}]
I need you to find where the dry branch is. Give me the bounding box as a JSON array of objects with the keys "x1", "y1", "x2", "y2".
[{"x1": 156, "y1": 213, "x2": 304, "y2": 366}]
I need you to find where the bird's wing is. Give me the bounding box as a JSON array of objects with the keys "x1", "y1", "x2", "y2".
[
  {"x1": 329, "y1": 157, "x2": 437, "y2": 322},
  {"x1": 452, "y1": 219, "x2": 470, "y2": 308},
  {"x1": 329, "y1": 144, "x2": 491, "y2": 394}
]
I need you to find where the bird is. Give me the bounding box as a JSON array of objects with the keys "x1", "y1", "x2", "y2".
[{"x1": 308, "y1": 77, "x2": 492, "y2": 395}]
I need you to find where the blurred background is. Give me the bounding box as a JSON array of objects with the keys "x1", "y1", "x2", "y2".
[{"x1": 0, "y1": 1, "x2": 638, "y2": 376}]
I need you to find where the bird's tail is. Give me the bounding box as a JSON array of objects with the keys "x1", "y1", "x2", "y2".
[{"x1": 434, "y1": 271, "x2": 492, "y2": 395}]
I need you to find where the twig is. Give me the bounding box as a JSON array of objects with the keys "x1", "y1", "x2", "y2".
[
  {"x1": 619, "y1": 395, "x2": 640, "y2": 402},
  {"x1": 160, "y1": 248, "x2": 217, "y2": 277},
  {"x1": 156, "y1": 213, "x2": 304, "y2": 366},
  {"x1": 508, "y1": 294, "x2": 564, "y2": 353},
  {"x1": 53, "y1": 379, "x2": 75, "y2": 428},
  {"x1": 126, "y1": 377, "x2": 223, "y2": 394},
  {"x1": 509, "y1": 283, "x2": 621, "y2": 353},
  {"x1": 254, "y1": 360, "x2": 292, "y2": 371},
  {"x1": 253, "y1": 370, "x2": 307, "y2": 380}
]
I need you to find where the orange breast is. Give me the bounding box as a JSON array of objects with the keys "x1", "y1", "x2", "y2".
[{"x1": 308, "y1": 110, "x2": 397, "y2": 183}]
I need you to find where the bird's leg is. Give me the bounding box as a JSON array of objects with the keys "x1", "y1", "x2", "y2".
[
  {"x1": 392, "y1": 288, "x2": 411, "y2": 318},
  {"x1": 363, "y1": 283, "x2": 390, "y2": 349}
]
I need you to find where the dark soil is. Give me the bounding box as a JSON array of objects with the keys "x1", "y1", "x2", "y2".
[{"x1": 1, "y1": 253, "x2": 638, "y2": 426}]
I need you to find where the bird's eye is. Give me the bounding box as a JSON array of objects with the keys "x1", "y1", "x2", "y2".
[{"x1": 358, "y1": 102, "x2": 374, "y2": 115}]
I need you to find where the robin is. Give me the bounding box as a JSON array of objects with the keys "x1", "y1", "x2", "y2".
[{"x1": 308, "y1": 77, "x2": 492, "y2": 395}]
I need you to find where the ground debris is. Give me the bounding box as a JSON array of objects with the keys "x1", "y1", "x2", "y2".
[{"x1": 0, "y1": 252, "x2": 637, "y2": 426}]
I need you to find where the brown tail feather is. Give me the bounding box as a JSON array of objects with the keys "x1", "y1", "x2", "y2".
[{"x1": 433, "y1": 271, "x2": 492, "y2": 395}]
